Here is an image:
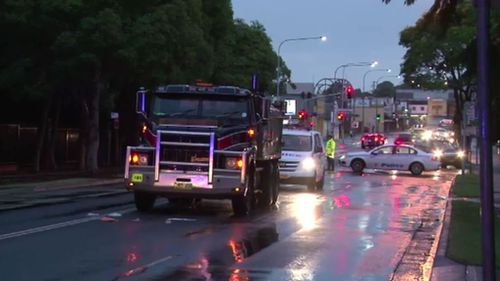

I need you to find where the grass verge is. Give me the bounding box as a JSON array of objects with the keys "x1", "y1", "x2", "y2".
[
  {"x1": 452, "y1": 174, "x2": 480, "y2": 197},
  {"x1": 447, "y1": 200, "x2": 500, "y2": 266}
]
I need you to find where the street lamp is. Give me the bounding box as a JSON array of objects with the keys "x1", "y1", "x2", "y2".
[
  {"x1": 362, "y1": 68, "x2": 391, "y2": 92},
  {"x1": 333, "y1": 61, "x2": 378, "y2": 79},
  {"x1": 276, "y1": 35, "x2": 327, "y2": 96}
]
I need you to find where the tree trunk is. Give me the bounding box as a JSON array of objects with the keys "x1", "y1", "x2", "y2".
[
  {"x1": 79, "y1": 94, "x2": 89, "y2": 171},
  {"x1": 46, "y1": 94, "x2": 61, "y2": 170},
  {"x1": 33, "y1": 95, "x2": 52, "y2": 173},
  {"x1": 85, "y1": 77, "x2": 104, "y2": 174}
]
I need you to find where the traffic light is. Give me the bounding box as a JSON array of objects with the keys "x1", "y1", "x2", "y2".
[
  {"x1": 376, "y1": 114, "x2": 381, "y2": 121},
  {"x1": 298, "y1": 109, "x2": 308, "y2": 119},
  {"x1": 345, "y1": 85, "x2": 354, "y2": 99},
  {"x1": 337, "y1": 112, "x2": 345, "y2": 121}
]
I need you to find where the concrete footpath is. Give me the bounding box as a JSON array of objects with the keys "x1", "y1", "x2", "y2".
[
  {"x1": 431, "y1": 155, "x2": 500, "y2": 281},
  {"x1": 0, "y1": 172, "x2": 124, "y2": 212}
]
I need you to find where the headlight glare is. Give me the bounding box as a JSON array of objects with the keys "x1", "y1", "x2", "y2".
[{"x1": 300, "y1": 157, "x2": 316, "y2": 171}]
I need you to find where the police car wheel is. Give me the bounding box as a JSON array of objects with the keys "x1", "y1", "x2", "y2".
[
  {"x1": 351, "y1": 159, "x2": 365, "y2": 173},
  {"x1": 410, "y1": 162, "x2": 424, "y2": 176}
]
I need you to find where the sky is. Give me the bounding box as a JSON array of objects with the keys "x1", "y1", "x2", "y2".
[{"x1": 231, "y1": 0, "x2": 433, "y2": 92}]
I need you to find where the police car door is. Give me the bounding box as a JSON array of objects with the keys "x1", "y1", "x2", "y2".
[
  {"x1": 393, "y1": 146, "x2": 417, "y2": 170},
  {"x1": 367, "y1": 146, "x2": 394, "y2": 170}
]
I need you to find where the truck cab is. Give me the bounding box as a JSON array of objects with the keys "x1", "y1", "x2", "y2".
[
  {"x1": 125, "y1": 84, "x2": 284, "y2": 215},
  {"x1": 279, "y1": 129, "x2": 327, "y2": 191}
]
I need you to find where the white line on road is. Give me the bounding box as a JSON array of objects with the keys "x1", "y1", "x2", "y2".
[{"x1": 0, "y1": 208, "x2": 135, "y2": 241}]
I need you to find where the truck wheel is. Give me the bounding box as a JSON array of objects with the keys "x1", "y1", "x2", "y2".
[
  {"x1": 258, "y1": 162, "x2": 274, "y2": 207},
  {"x1": 271, "y1": 161, "x2": 280, "y2": 204},
  {"x1": 232, "y1": 167, "x2": 255, "y2": 216},
  {"x1": 316, "y1": 171, "x2": 325, "y2": 191},
  {"x1": 134, "y1": 191, "x2": 156, "y2": 212}
]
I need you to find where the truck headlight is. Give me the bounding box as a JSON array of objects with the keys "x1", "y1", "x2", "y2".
[
  {"x1": 225, "y1": 157, "x2": 243, "y2": 170},
  {"x1": 129, "y1": 152, "x2": 149, "y2": 166},
  {"x1": 457, "y1": 150, "x2": 465, "y2": 158},
  {"x1": 300, "y1": 157, "x2": 316, "y2": 171}
]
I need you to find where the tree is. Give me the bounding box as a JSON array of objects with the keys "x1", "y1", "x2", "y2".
[
  {"x1": 399, "y1": 0, "x2": 477, "y2": 138},
  {"x1": 373, "y1": 81, "x2": 396, "y2": 97}
]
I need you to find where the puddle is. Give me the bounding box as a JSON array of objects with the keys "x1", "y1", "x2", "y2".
[{"x1": 149, "y1": 223, "x2": 278, "y2": 280}]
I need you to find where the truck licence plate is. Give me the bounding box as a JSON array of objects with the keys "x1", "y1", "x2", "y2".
[
  {"x1": 174, "y1": 182, "x2": 193, "y2": 189},
  {"x1": 131, "y1": 173, "x2": 143, "y2": 183}
]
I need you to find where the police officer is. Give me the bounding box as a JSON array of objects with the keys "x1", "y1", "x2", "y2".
[{"x1": 326, "y1": 135, "x2": 336, "y2": 171}]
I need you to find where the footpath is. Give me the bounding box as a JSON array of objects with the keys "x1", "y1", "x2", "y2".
[
  {"x1": 431, "y1": 154, "x2": 500, "y2": 281},
  {"x1": 0, "y1": 169, "x2": 123, "y2": 212}
]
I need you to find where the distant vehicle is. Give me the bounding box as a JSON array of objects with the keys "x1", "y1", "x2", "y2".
[
  {"x1": 433, "y1": 128, "x2": 454, "y2": 141},
  {"x1": 279, "y1": 129, "x2": 327, "y2": 191},
  {"x1": 410, "y1": 128, "x2": 425, "y2": 140},
  {"x1": 394, "y1": 133, "x2": 414, "y2": 145},
  {"x1": 361, "y1": 133, "x2": 386, "y2": 149},
  {"x1": 339, "y1": 144, "x2": 441, "y2": 175},
  {"x1": 415, "y1": 140, "x2": 464, "y2": 169}
]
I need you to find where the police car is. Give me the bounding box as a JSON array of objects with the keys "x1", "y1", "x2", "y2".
[
  {"x1": 339, "y1": 144, "x2": 441, "y2": 175},
  {"x1": 279, "y1": 129, "x2": 327, "y2": 190}
]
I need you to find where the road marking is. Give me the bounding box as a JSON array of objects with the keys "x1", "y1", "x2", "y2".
[{"x1": 0, "y1": 208, "x2": 134, "y2": 241}]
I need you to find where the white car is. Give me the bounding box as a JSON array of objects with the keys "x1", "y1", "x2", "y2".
[
  {"x1": 279, "y1": 129, "x2": 327, "y2": 191},
  {"x1": 339, "y1": 144, "x2": 441, "y2": 175}
]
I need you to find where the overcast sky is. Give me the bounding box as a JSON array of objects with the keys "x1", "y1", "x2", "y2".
[{"x1": 231, "y1": 0, "x2": 433, "y2": 91}]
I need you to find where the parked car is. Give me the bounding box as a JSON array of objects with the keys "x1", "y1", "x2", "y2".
[
  {"x1": 279, "y1": 129, "x2": 327, "y2": 191},
  {"x1": 361, "y1": 133, "x2": 386, "y2": 149},
  {"x1": 339, "y1": 144, "x2": 441, "y2": 175}
]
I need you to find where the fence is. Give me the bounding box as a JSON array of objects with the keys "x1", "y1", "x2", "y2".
[{"x1": 0, "y1": 124, "x2": 80, "y2": 168}]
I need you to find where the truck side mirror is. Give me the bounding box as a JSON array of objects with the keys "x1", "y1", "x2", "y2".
[{"x1": 136, "y1": 88, "x2": 148, "y2": 116}]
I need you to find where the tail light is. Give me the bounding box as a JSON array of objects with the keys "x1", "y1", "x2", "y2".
[{"x1": 374, "y1": 137, "x2": 379, "y2": 142}]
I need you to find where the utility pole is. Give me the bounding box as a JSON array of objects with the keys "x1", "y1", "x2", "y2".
[{"x1": 476, "y1": 0, "x2": 496, "y2": 280}]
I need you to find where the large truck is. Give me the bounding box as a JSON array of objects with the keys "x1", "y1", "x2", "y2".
[{"x1": 124, "y1": 84, "x2": 284, "y2": 215}]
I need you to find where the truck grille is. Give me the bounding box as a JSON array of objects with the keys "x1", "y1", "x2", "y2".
[
  {"x1": 156, "y1": 131, "x2": 214, "y2": 177},
  {"x1": 279, "y1": 161, "x2": 299, "y2": 172}
]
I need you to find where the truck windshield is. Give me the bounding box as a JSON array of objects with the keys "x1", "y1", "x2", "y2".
[
  {"x1": 151, "y1": 95, "x2": 249, "y2": 125},
  {"x1": 282, "y1": 135, "x2": 312, "y2": 152}
]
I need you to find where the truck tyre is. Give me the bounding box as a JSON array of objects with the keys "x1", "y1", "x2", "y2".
[
  {"x1": 271, "y1": 160, "x2": 280, "y2": 204},
  {"x1": 258, "y1": 162, "x2": 274, "y2": 207},
  {"x1": 134, "y1": 191, "x2": 156, "y2": 212},
  {"x1": 232, "y1": 167, "x2": 255, "y2": 216}
]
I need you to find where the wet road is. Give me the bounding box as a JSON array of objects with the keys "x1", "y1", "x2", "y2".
[{"x1": 0, "y1": 168, "x2": 455, "y2": 281}]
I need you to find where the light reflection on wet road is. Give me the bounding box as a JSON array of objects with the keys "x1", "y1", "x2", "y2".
[{"x1": 0, "y1": 168, "x2": 454, "y2": 281}]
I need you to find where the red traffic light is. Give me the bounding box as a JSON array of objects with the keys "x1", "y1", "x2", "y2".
[
  {"x1": 345, "y1": 85, "x2": 354, "y2": 99},
  {"x1": 337, "y1": 112, "x2": 345, "y2": 121},
  {"x1": 298, "y1": 109, "x2": 308, "y2": 119}
]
